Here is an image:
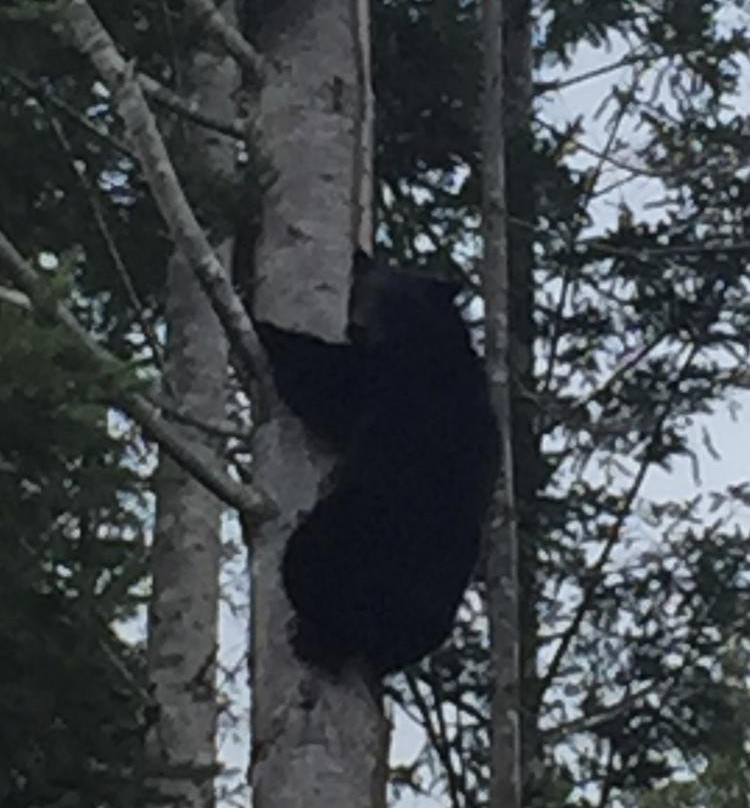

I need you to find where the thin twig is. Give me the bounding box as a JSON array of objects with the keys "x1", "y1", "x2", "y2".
[
  {"x1": 6, "y1": 61, "x2": 245, "y2": 149},
  {"x1": 537, "y1": 344, "x2": 699, "y2": 701},
  {"x1": 137, "y1": 72, "x2": 246, "y2": 140},
  {"x1": 5, "y1": 68, "x2": 133, "y2": 157},
  {"x1": 536, "y1": 51, "x2": 660, "y2": 95},
  {"x1": 536, "y1": 117, "x2": 669, "y2": 179},
  {"x1": 45, "y1": 110, "x2": 167, "y2": 370},
  {"x1": 541, "y1": 66, "x2": 645, "y2": 396},
  {"x1": 0, "y1": 228, "x2": 271, "y2": 522},
  {"x1": 404, "y1": 671, "x2": 462, "y2": 808},
  {"x1": 568, "y1": 332, "x2": 667, "y2": 414}
]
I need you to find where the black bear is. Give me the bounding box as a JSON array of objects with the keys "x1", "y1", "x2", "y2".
[{"x1": 255, "y1": 250, "x2": 498, "y2": 675}]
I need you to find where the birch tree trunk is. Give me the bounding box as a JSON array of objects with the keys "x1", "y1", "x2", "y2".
[
  {"x1": 146, "y1": 6, "x2": 238, "y2": 805},
  {"x1": 481, "y1": 0, "x2": 522, "y2": 805},
  {"x1": 248, "y1": 2, "x2": 386, "y2": 808}
]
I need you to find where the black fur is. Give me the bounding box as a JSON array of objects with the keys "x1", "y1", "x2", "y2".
[{"x1": 255, "y1": 251, "x2": 498, "y2": 674}]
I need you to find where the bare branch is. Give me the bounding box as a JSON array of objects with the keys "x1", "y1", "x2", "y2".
[
  {"x1": 537, "y1": 345, "x2": 699, "y2": 700},
  {"x1": 540, "y1": 69, "x2": 645, "y2": 397},
  {"x1": 45, "y1": 109, "x2": 166, "y2": 370},
  {"x1": 536, "y1": 117, "x2": 669, "y2": 179},
  {"x1": 184, "y1": 0, "x2": 266, "y2": 81},
  {"x1": 404, "y1": 672, "x2": 462, "y2": 808},
  {"x1": 54, "y1": 0, "x2": 268, "y2": 388},
  {"x1": 148, "y1": 391, "x2": 254, "y2": 441},
  {"x1": 137, "y1": 73, "x2": 246, "y2": 140},
  {"x1": 0, "y1": 285, "x2": 31, "y2": 310},
  {"x1": 0, "y1": 228, "x2": 272, "y2": 523},
  {"x1": 126, "y1": 395, "x2": 268, "y2": 520},
  {"x1": 536, "y1": 51, "x2": 659, "y2": 95},
  {"x1": 568, "y1": 332, "x2": 667, "y2": 415},
  {"x1": 5, "y1": 68, "x2": 133, "y2": 157},
  {"x1": 7, "y1": 61, "x2": 244, "y2": 143}
]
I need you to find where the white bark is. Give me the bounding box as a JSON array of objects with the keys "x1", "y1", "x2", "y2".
[
  {"x1": 250, "y1": 2, "x2": 385, "y2": 808},
  {"x1": 146, "y1": 7, "x2": 239, "y2": 806}
]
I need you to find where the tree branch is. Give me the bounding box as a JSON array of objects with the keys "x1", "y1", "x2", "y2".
[
  {"x1": 184, "y1": 0, "x2": 266, "y2": 82},
  {"x1": 536, "y1": 116, "x2": 670, "y2": 180},
  {"x1": 537, "y1": 345, "x2": 699, "y2": 701},
  {"x1": 147, "y1": 390, "x2": 254, "y2": 441},
  {"x1": 0, "y1": 284, "x2": 31, "y2": 310},
  {"x1": 5, "y1": 68, "x2": 134, "y2": 157},
  {"x1": 54, "y1": 0, "x2": 269, "y2": 389},
  {"x1": 0, "y1": 229, "x2": 272, "y2": 523},
  {"x1": 45, "y1": 109, "x2": 166, "y2": 371},
  {"x1": 535, "y1": 51, "x2": 658, "y2": 95},
  {"x1": 7, "y1": 62, "x2": 245, "y2": 143},
  {"x1": 137, "y1": 72, "x2": 247, "y2": 140}
]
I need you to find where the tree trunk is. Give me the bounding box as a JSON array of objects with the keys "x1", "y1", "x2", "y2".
[
  {"x1": 146, "y1": 5, "x2": 238, "y2": 805},
  {"x1": 503, "y1": 0, "x2": 542, "y2": 804},
  {"x1": 481, "y1": 0, "x2": 522, "y2": 805},
  {"x1": 248, "y1": 3, "x2": 386, "y2": 808}
]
